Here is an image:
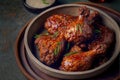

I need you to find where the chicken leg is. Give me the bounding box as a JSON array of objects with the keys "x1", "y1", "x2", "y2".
[
  {"x1": 35, "y1": 33, "x2": 65, "y2": 66},
  {"x1": 59, "y1": 44, "x2": 105, "y2": 71}
]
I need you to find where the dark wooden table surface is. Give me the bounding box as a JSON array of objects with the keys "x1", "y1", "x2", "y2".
[{"x1": 0, "y1": 0, "x2": 120, "y2": 80}]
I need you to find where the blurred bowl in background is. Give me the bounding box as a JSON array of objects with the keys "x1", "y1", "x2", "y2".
[{"x1": 23, "y1": 0, "x2": 56, "y2": 13}]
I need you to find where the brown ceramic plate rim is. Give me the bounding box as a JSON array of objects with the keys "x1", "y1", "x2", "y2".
[
  {"x1": 24, "y1": 4, "x2": 120, "y2": 75},
  {"x1": 14, "y1": 2, "x2": 120, "y2": 80},
  {"x1": 14, "y1": 21, "x2": 36, "y2": 80}
]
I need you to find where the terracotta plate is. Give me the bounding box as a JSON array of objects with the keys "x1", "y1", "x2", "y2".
[{"x1": 14, "y1": 2, "x2": 120, "y2": 80}]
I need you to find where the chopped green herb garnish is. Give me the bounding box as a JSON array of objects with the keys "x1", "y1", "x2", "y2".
[
  {"x1": 42, "y1": 0, "x2": 49, "y2": 4},
  {"x1": 64, "y1": 52, "x2": 78, "y2": 56},
  {"x1": 44, "y1": 32, "x2": 49, "y2": 35},
  {"x1": 76, "y1": 23, "x2": 83, "y2": 33},
  {"x1": 95, "y1": 29, "x2": 101, "y2": 33},
  {"x1": 34, "y1": 34, "x2": 40, "y2": 38},
  {"x1": 42, "y1": 30, "x2": 49, "y2": 34},
  {"x1": 66, "y1": 42, "x2": 70, "y2": 50},
  {"x1": 54, "y1": 47, "x2": 58, "y2": 55},
  {"x1": 54, "y1": 41, "x2": 61, "y2": 56},
  {"x1": 89, "y1": 20, "x2": 94, "y2": 24},
  {"x1": 34, "y1": 32, "x2": 49, "y2": 39},
  {"x1": 52, "y1": 31, "x2": 59, "y2": 38},
  {"x1": 79, "y1": 27, "x2": 82, "y2": 33},
  {"x1": 76, "y1": 24, "x2": 80, "y2": 31}
]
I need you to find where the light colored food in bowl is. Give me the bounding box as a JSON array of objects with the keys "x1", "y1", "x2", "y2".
[
  {"x1": 24, "y1": 4, "x2": 120, "y2": 79},
  {"x1": 26, "y1": 0, "x2": 55, "y2": 9}
]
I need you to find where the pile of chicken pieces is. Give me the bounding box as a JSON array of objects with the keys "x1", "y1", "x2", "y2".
[{"x1": 35, "y1": 6, "x2": 114, "y2": 71}]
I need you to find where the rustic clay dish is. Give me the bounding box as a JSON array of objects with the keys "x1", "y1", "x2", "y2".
[{"x1": 24, "y1": 4, "x2": 120, "y2": 79}]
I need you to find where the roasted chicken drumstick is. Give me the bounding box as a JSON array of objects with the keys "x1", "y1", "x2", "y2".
[
  {"x1": 45, "y1": 7, "x2": 98, "y2": 44},
  {"x1": 88, "y1": 24, "x2": 114, "y2": 54},
  {"x1": 64, "y1": 7, "x2": 98, "y2": 44},
  {"x1": 35, "y1": 34, "x2": 65, "y2": 66},
  {"x1": 45, "y1": 14, "x2": 74, "y2": 34},
  {"x1": 34, "y1": 6, "x2": 114, "y2": 72},
  {"x1": 60, "y1": 45, "x2": 105, "y2": 71}
]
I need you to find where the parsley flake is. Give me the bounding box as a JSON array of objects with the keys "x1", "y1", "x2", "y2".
[{"x1": 64, "y1": 52, "x2": 78, "y2": 56}]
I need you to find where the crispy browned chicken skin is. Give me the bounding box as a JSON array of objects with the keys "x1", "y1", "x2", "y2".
[
  {"x1": 45, "y1": 14, "x2": 74, "y2": 34},
  {"x1": 35, "y1": 34, "x2": 65, "y2": 65},
  {"x1": 60, "y1": 45, "x2": 104, "y2": 71},
  {"x1": 59, "y1": 24, "x2": 114, "y2": 71},
  {"x1": 45, "y1": 7, "x2": 98, "y2": 44},
  {"x1": 64, "y1": 7, "x2": 98, "y2": 44},
  {"x1": 70, "y1": 45, "x2": 82, "y2": 52},
  {"x1": 88, "y1": 24, "x2": 114, "y2": 54},
  {"x1": 35, "y1": 6, "x2": 114, "y2": 71}
]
